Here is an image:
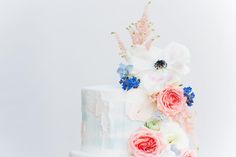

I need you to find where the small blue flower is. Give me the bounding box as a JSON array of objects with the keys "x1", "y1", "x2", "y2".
[
  {"x1": 117, "y1": 63, "x2": 133, "y2": 78},
  {"x1": 183, "y1": 86, "x2": 195, "y2": 107},
  {"x1": 183, "y1": 86, "x2": 192, "y2": 95},
  {"x1": 170, "y1": 145, "x2": 181, "y2": 156},
  {"x1": 119, "y1": 76, "x2": 140, "y2": 91}
]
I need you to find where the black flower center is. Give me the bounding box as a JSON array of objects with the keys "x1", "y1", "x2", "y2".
[{"x1": 154, "y1": 60, "x2": 167, "y2": 70}]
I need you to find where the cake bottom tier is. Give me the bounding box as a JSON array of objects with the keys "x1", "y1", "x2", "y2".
[{"x1": 69, "y1": 151, "x2": 132, "y2": 157}]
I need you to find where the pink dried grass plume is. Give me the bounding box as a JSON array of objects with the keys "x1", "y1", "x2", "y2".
[
  {"x1": 112, "y1": 32, "x2": 127, "y2": 58},
  {"x1": 127, "y1": 2, "x2": 156, "y2": 49},
  {"x1": 113, "y1": 1, "x2": 160, "y2": 57}
]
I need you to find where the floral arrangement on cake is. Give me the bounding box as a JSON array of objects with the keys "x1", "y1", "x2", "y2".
[{"x1": 113, "y1": 2, "x2": 198, "y2": 157}]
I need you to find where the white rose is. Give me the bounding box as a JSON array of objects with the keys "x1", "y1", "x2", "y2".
[
  {"x1": 125, "y1": 42, "x2": 190, "y2": 94},
  {"x1": 160, "y1": 150, "x2": 177, "y2": 157},
  {"x1": 160, "y1": 120, "x2": 189, "y2": 150},
  {"x1": 125, "y1": 88, "x2": 155, "y2": 121}
]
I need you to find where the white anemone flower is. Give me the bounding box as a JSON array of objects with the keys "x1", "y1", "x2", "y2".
[{"x1": 126, "y1": 42, "x2": 190, "y2": 94}]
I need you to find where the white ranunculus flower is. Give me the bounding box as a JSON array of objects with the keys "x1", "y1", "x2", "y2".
[
  {"x1": 161, "y1": 121, "x2": 189, "y2": 150},
  {"x1": 125, "y1": 88, "x2": 156, "y2": 121},
  {"x1": 126, "y1": 42, "x2": 190, "y2": 94}
]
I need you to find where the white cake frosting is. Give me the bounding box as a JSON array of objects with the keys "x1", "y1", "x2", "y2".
[{"x1": 80, "y1": 85, "x2": 142, "y2": 155}]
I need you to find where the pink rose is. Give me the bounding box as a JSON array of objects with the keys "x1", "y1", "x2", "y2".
[
  {"x1": 152, "y1": 85, "x2": 186, "y2": 117},
  {"x1": 129, "y1": 127, "x2": 165, "y2": 157},
  {"x1": 181, "y1": 149, "x2": 197, "y2": 157}
]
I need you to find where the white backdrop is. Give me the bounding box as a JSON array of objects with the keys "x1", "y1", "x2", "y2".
[{"x1": 0, "y1": 0, "x2": 236, "y2": 157}]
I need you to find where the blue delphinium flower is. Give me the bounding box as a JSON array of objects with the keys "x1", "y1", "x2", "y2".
[
  {"x1": 183, "y1": 86, "x2": 195, "y2": 107},
  {"x1": 117, "y1": 63, "x2": 133, "y2": 78},
  {"x1": 119, "y1": 76, "x2": 140, "y2": 91}
]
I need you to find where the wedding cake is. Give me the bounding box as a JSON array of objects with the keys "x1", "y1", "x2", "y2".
[{"x1": 70, "y1": 2, "x2": 198, "y2": 157}]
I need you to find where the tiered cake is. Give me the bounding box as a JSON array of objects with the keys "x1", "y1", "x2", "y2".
[{"x1": 70, "y1": 2, "x2": 198, "y2": 157}]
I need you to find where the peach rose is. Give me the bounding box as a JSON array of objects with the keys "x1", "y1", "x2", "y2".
[
  {"x1": 129, "y1": 127, "x2": 165, "y2": 157},
  {"x1": 181, "y1": 149, "x2": 197, "y2": 157},
  {"x1": 152, "y1": 85, "x2": 186, "y2": 118}
]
